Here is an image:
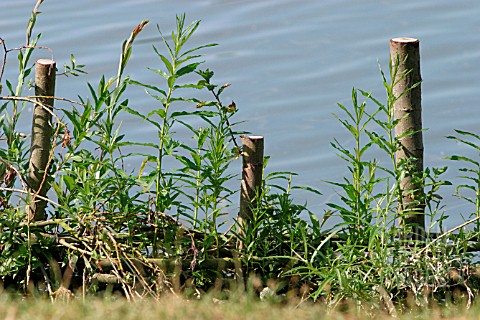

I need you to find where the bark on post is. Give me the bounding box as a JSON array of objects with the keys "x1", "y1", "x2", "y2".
[
  {"x1": 239, "y1": 135, "x2": 264, "y2": 222},
  {"x1": 237, "y1": 135, "x2": 264, "y2": 252},
  {"x1": 390, "y1": 38, "x2": 425, "y2": 240},
  {"x1": 27, "y1": 59, "x2": 56, "y2": 221}
]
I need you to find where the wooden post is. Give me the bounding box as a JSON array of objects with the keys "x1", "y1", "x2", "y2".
[
  {"x1": 390, "y1": 38, "x2": 425, "y2": 240},
  {"x1": 237, "y1": 135, "x2": 264, "y2": 254},
  {"x1": 239, "y1": 135, "x2": 264, "y2": 222},
  {"x1": 27, "y1": 59, "x2": 56, "y2": 221}
]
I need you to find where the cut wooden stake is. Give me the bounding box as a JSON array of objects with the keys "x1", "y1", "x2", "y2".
[
  {"x1": 237, "y1": 136, "x2": 264, "y2": 252},
  {"x1": 390, "y1": 37, "x2": 425, "y2": 239},
  {"x1": 239, "y1": 135, "x2": 264, "y2": 221},
  {"x1": 27, "y1": 59, "x2": 56, "y2": 221}
]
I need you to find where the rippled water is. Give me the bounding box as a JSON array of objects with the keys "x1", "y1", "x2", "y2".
[{"x1": 1, "y1": 0, "x2": 479, "y2": 227}]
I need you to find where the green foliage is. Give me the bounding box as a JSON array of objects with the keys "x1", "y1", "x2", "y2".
[
  {"x1": 1, "y1": 5, "x2": 250, "y2": 296},
  {"x1": 446, "y1": 130, "x2": 480, "y2": 220},
  {"x1": 1, "y1": 2, "x2": 480, "y2": 312},
  {"x1": 59, "y1": 54, "x2": 87, "y2": 77},
  {"x1": 295, "y1": 61, "x2": 474, "y2": 307}
]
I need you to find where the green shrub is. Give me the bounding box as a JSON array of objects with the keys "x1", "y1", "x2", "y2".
[{"x1": 1, "y1": 2, "x2": 479, "y2": 313}]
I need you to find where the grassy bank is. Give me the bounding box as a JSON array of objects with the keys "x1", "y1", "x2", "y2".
[{"x1": 0, "y1": 295, "x2": 478, "y2": 320}]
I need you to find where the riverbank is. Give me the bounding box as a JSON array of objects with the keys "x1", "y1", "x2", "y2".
[{"x1": 0, "y1": 295, "x2": 476, "y2": 320}]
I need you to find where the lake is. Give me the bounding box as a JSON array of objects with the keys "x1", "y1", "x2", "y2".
[{"x1": 1, "y1": 0, "x2": 479, "y2": 228}]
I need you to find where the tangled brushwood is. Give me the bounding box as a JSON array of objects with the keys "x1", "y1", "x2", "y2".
[{"x1": 1, "y1": 1, "x2": 480, "y2": 311}]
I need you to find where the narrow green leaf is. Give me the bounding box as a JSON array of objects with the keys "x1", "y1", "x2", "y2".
[
  {"x1": 148, "y1": 67, "x2": 169, "y2": 80},
  {"x1": 171, "y1": 110, "x2": 217, "y2": 118},
  {"x1": 177, "y1": 54, "x2": 203, "y2": 66},
  {"x1": 147, "y1": 92, "x2": 167, "y2": 104},
  {"x1": 454, "y1": 129, "x2": 480, "y2": 141},
  {"x1": 174, "y1": 83, "x2": 204, "y2": 90},
  {"x1": 129, "y1": 79, "x2": 167, "y2": 96},
  {"x1": 155, "y1": 51, "x2": 174, "y2": 75},
  {"x1": 176, "y1": 62, "x2": 202, "y2": 77},
  {"x1": 446, "y1": 155, "x2": 479, "y2": 166},
  {"x1": 147, "y1": 108, "x2": 166, "y2": 119},
  {"x1": 180, "y1": 43, "x2": 218, "y2": 59},
  {"x1": 291, "y1": 185, "x2": 323, "y2": 196}
]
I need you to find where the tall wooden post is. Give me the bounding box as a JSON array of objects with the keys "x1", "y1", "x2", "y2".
[
  {"x1": 237, "y1": 135, "x2": 264, "y2": 253},
  {"x1": 390, "y1": 38, "x2": 425, "y2": 240},
  {"x1": 239, "y1": 135, "x2": 264, "y2": 221},
  {"x1": 27, "y1": 59, "x2": 56, "y2": 221}
]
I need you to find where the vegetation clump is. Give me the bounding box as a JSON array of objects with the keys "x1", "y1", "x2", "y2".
[{"x1": 1, "y1": 1, "x2": 480, "y2": 315}]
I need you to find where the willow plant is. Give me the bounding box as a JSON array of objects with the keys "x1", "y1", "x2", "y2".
[
  {"x1": 446, "y1": 130, "x2": 480, "y2": 230},
  {"x1": 2, "y1": 2, "x2": 480, "y2": 306},
  {"x1": 127, "y1": 15, "x2": 216, "y2": 214}
]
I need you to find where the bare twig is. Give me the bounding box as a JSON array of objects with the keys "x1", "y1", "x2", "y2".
[
  {"x1": 58, "y1": 238, "x2": 93, "y2": 256},
  {"x1": 417, "y1": 215, "x2": 480, "y2": 256},
  {"x1": 0, "y1": 159, "x2": 28, "y2": 191},
  {"x1": 0, "y1": 37, "x2": 7, "y2": 84},
  {"x1": 0, "y1": 95, "x2": 85, "y2": 108},
  {"x1": 0, "y1": 187, "x2": 60, "y2": 206}
]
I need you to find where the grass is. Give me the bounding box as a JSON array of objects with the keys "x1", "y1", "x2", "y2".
[
  {"x1": 0, "y1": 294, "x2": 479, "y2": 320},
  {"x1": 1, "y1": 0, "x2": 480, "y2": 315},
  {"x1": 2, "y1": 297, "x2": 381, "y2": 320}
]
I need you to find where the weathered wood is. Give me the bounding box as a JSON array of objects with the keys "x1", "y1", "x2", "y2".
[
  {"x1": 239, "y1": 135, "x2": 264, "y2": 221},
  {"x1": 27, "y1": 59, "x2": 56, "y2": 221},
  {"x1": 237, "y1": 136, "x2": 264, "y2": 252},
  {"x1": 390, "y1": 38, "x2": 425, "y2": 240}
]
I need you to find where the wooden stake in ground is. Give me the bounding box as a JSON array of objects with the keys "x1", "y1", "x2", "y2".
[
  {"x1": 27, "y1": 59, "x2": 56, "y2": 221},
  {"x1": 239, "y1": 135, "x2": 264, "y2": 222},
  {"x1": 390, "y1": 38, "x2": 425, "y2": 239},
  {"x1": 237, "y1": 135, "x2": 264, "y2": 255}
]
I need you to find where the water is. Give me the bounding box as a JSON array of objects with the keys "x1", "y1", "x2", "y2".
[{"x1": 1, "y1": 0, "x2": 479, "y2": 228}]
